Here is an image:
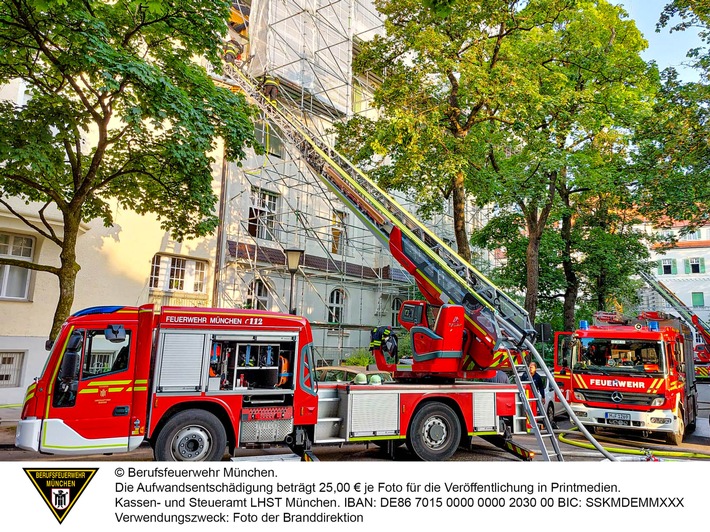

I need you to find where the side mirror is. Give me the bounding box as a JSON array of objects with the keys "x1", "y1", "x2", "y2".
[
  {"x1": 45, "y1": 339, "x2": 54, "y2": 351},
  {"x1": 105, "y1": 324, "x2": 126, "y2": 343},
  {"x1": 58, "y1": 352, "x2": 79, "y2": 381}
]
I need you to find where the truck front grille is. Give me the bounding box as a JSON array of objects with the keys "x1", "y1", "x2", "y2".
[{"x1": 578, "y1": 390, "x2": 659, "y2": 406}]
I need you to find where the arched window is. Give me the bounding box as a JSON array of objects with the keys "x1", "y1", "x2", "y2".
[
  {"x1": 327, "y1": 288, "x2": 346, "y2": 324},
  {"x1": 247, "y1": 279, "x2": 269, "y2": 310}
]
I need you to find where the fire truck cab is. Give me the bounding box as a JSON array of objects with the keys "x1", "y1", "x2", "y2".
[{"x1": 554, "y1": 312, "x2": 698, "y2": 445}]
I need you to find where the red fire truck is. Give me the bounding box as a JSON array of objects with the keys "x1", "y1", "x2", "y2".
[
  {"x1": 553, "y1": 311, "x2": 698, "y2": 445},
  {"x1": 16, "y1": 304, "x2": 526, "y2": 461}
]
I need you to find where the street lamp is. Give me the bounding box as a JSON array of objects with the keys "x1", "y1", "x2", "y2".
[{"x1": 285, "y1": 248, "x2": 304, "y2": 315}]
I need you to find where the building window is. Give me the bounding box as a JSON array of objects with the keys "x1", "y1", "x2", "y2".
[
  {"x1": 682, "y1": 229, "x2": 701, "y2": 241},
  {"x1": 149, "y1": 255, "x2": 208, "y2": 293},
  {"x1": 327, "y1": 288, "x2": 346, "y2": 324},
  {"x1": 391, "y1": 297, "x2": 402, "y2": 327},
  {"x1": 0, "y1": 352, "x2": 23, "y2": 387},
  {"x1": 692, "y1": 292, "x2": 705, "y2": 308},
  {"x1": 248, "y1": 187, "x2": 279, "y2": 241},
  {"x1": 193, "y1": 261, "x2": 206, "y2": 292},
  {"x1": 331, "y1": 210, "x2": 348, "y2": 254},
  {"x1": 254, "y1": 120, "x2": 284, "y2": 158},
  {"x1": 658, "y1": 258, "x2": 677, "y2": 276},
  {"x1": 149, "y1": 255, "x2": 161, "y2": 288},
  {"x1": 0, "y1": 232, "x2": 34, "y2": 300},
  {"x1": 246, "y1": 278, "x2": 269, "y2": 310},
  {"x1": 686, "y1": 258, "x2": 705, "y2": 274},
  {"x1": 169, "y1": 257, "x2": 186, "y2": 290}
]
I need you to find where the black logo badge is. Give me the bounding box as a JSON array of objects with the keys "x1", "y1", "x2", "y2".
[{"x1": 24, "y1": 468, "x2": 98, "y2": 524}]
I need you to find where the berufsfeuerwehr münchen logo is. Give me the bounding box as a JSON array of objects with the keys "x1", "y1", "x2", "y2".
[{"x1": 24, "y1": 468, "x2": 98, "y2": 524}]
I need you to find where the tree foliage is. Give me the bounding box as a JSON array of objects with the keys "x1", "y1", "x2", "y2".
[
  {"x1": 0, "y1": 0, "x2": 259, "y2": 339},
  {"x1": 334, "y1": 0, "x2": 578, "y2": 262},
  {"x1": 336, "y1": 0, "x2": 655, "y2": 325}
]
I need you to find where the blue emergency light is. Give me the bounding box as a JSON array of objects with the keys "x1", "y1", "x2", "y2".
[
  {"x1": 579, "y1": 320, "x2": 589, "y2": 330},
  {"x1": 649, "y1": 321, "x2": 660, "y2": 332}
]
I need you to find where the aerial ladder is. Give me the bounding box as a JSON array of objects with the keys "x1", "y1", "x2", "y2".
[
  {"x1": 639, "y1": 270, "x2": 710, "y2": 371},
  {"x1": 212, "y1": 62, "x2": 617, "y2": 461}
]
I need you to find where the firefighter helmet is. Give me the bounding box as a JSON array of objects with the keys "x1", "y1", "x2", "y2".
[
  {"x1": 353, "y1": 373, "x2": 367, "y2": 384},
  {"x1": 369, "y1": 374, "x2": 382, "y2": 385}
]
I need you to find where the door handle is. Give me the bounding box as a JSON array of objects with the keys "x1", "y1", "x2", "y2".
[{"x1": 113, "y1": 406, "x2": 130, "y2": 416}]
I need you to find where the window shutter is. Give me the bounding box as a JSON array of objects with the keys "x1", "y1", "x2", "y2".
[
  {"x1": 684, "y1": 259, "x2": 690, "y2": 274},
  {"x1": 657, "y1": 261, "x2": 663, "y2": 275},
  {"x1": 701, "y1": 258, "x2": 706, "y2": 274},
  {"x1": 671, "y1": 259, "x2": 678, "y2": 275},
  {"x1": 692, "y1": 292, "x2": 705, "y2": 308}
]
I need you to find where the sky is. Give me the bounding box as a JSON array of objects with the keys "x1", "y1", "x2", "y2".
[{"x1": 617, "y1": 0, "x2": 704, "y2": 81}]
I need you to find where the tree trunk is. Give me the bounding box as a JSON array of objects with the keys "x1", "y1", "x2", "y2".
[
  {"x1": 596, "y1": 273, "x2": 607, "y2": 311},
  {"x1": 559, "y1": 188, "x2": 578, "y2": 331},
  {"x1": 49, "y1": 213, "x2": 82, "y2": 341},
  {"x1": 522, "y1": 171, "x2": 558, "y2": 324},
  {"x1": 524, "y1": 230, "x2": 541, "y2": 324},
  {"x1": 452, "y1": 171, "x2": 471, "y2": 262}
]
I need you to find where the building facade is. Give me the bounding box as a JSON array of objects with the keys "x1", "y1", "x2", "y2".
[{"x1": 638, "y1": 222, "x2": 710, "y2": 347}]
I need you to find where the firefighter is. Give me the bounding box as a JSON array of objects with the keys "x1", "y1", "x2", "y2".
[
  {"x1": 223, "y1": 40, "x2": 243, "y2": 64},
  {"x1": 261, "y1": 72, "x2": 280, "y2": 102}
]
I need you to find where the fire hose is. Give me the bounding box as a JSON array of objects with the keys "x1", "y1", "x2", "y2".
[{"x1": 556, "y1": 426, "x2": 710, "y2": 460}]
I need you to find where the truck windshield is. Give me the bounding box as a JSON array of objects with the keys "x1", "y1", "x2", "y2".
[{"x1": 571, "y1": 338, "x2": 665, "y2": 374}]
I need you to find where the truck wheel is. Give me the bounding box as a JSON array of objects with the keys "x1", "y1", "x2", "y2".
[
  {"x1": 546, "y1": 403, "x2": 558, "y2": 430},
  {"x1": 666, "y1": 412, "x2": 684, "y2": 446},
  {"x1": 155, "y1": 410, "x2": 227, "y2": 461},
  {"x1": 407, "y1": 402, "x2": 461, "y2": 461}
]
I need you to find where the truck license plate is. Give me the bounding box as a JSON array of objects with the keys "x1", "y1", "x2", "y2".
[{"x1": 606, "y1": 412, "x2": 630, "y2": 421}]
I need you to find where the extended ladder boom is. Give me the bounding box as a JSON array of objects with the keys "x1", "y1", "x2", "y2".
[
  {"x1": 211, "y1": 64, "x2": 618, "y2": 461},
  {"x1": 216, "y1": 65, "x2": 535, "y2": 367},
  {"x1": 639, "y1": 270, "x2": 710, "y2": 345}
]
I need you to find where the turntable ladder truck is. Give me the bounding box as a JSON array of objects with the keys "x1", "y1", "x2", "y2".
[{"x1": 214, "y1": 64, "x2": 617, "y2": 462}]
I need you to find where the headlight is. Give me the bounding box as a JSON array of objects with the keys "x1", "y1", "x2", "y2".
[
  {"x1": 573, "y1": 391, "x2": 585, "y2": 401},
  {"x1": 650, "y1": 397, "x2": 665, "y2": 407}
]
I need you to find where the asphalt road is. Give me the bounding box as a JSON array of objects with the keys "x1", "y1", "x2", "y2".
[{"x1": 2, "y1": 383, "x2": 709, "y2": 463}]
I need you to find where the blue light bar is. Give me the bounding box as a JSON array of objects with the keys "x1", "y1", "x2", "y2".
[
  {"x1": 579, "y1": 320, "x2": 589, "y2": 330},
  {"x1": 649, "y1": 321, "x2": 660, "y2": 332}
]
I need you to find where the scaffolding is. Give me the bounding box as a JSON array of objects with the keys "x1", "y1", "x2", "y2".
[
  {"x1": 215, "y1": 1, "x2": 496, "y2": 364},
  {"x1": 216, "y1": 1, "x2": 411, "y2": 365}
]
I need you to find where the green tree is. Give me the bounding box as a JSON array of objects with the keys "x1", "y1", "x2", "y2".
[
  {"x1": 633, "y1": 1, "x2": 710, "y2": 228},
  {"x1": 479, "y1": 0, "x2": 653, "y2": 321},
  {"x1": 333, "y1": 0, "x2": 576, "y2": 263},
  {"x1": 0, "y1": 0, "x2": 259, "y2": 340}
]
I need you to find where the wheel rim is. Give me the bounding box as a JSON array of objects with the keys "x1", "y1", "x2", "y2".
[
  {"x1": 172, "y1": 425, "x2": 211, "y2": 461},
  {"x1": 422, "y1": 416, "x2": 448, "y2": 450}
]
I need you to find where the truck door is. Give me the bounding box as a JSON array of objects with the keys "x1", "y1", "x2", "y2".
[
  {"x1": 40, "y1": 324, "x2": 137, "y2": 455},
  {"x1": 553, "y1": 332, "x2": 574, "y2": 404}
]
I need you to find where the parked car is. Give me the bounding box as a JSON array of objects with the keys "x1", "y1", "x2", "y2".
[
  {"x1": 315, "y1": 365, "x2": 393, "y2": 384},
  {"x1": 541, "y1": 375, "x2": 567, "y2": 427}
]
